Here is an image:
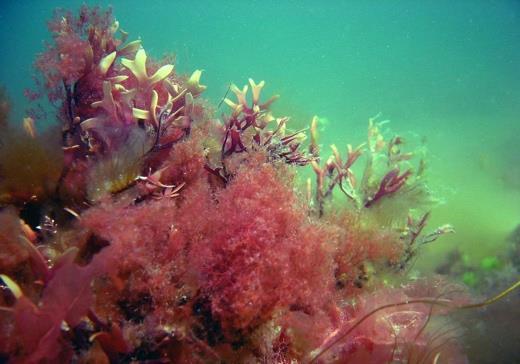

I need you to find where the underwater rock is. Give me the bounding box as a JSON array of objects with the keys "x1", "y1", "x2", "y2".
[{"x1": 508, "y1": 223, "x2": 520, "y2": 267}]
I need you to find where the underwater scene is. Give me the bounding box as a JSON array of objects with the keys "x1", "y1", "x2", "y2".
[{"x1": 0, "y1": 1, "x2": 519, "y2": 363}]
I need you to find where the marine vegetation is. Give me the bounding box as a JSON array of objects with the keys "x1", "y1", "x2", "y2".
[{"x1": 0, "y1": 6, "x2": 518, "y2": 363}]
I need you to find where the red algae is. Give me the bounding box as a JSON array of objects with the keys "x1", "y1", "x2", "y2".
[
  {"x1": 0, "y1": 208, "x2": 31, "y2": 272},
  {"x1": 192, "y1": 158, "x2": 335, "y2": 337},
  {"x1": 0, "y1": 6, "x2": 517, "y2": 363}
]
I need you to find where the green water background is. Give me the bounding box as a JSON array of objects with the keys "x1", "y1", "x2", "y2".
[{"x1": 1, "y1": 0, "x2": 519, "y2": 271}]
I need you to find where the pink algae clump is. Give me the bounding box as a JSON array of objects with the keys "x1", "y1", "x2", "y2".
[
  {"x1": 79, "y1": 151, "x2": 335, "y2": 348},
  {"x1": 194, "y1": 158, "x2": 335, "y2": 334},
  {"x1": 313, "y1": 278, "x2": 471, "y2": 364},
  {"x1": 2, "y1": 5, "x2": 515, "y2": 363}
]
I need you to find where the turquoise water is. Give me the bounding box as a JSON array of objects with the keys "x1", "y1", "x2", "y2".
[{"x1": 1, "y1": 1, "x2": 519, "y2": 274}]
